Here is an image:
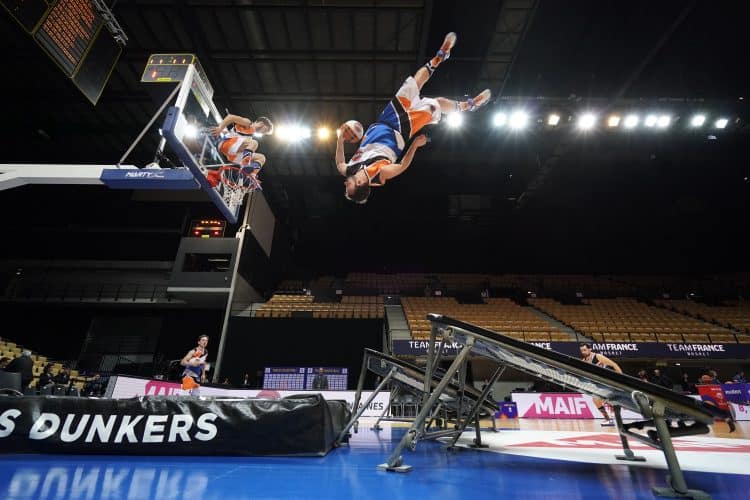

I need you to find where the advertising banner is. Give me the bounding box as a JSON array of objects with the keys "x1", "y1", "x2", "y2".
[
  {"x1": 392, "y1": 339, "x2": 750, "y2": 359},
  {"x1": 511, "y1": 392, "x2": 644, "y2": 420},
  {"x1": 106, "y1": 375, "x2": 390, "y2": 417},
  {"x1": 0, "y1": 394, "x2": 347, "y2": 456}
]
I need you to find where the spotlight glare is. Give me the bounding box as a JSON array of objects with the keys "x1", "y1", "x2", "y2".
[
  {"x1": 607, "y1": 115, "x2": 621, "y2": 127},
  {"x1": 276, "y1": 124, "x2": 311, "y2": 142},
  {"x1": 690, "y1": 114, "x2": 706, "y2": 127},
  {"x1": 184, "y1": 123, "x2": 198, "y2": 139},
  {"x1": 644, "y1": 115, "x2": 658, "y2": 127},
  {"x1": 317, "y1": 127, "x2": 331, "y2": 140},
  {"x1": 547, "y1": 113, "x2": 560, "y2": 126},
  {"x1": 715, "y1": 118, "x2": 728, "y2": 129},
  {"x1": 447, "y1": 112, "x2": 464, "y2": 128},
  {"x1": 624, "y1": 114, "x2": 639, "y2": 129},
  {"x1": 509, "y1": 111, "x2": 528, "y2": 130},
  {"x1": 493, "y1": 112, "x2": 507, "y2": 127},
  {"x1": 577, "y1": 113, "x2": 596, "y2": 130},
  {"x1": 657, "y1": 115, "x2": 671, "y2": 128}
]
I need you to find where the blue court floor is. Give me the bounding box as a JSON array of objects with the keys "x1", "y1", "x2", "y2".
[{"x1": 1, "y1": 422, "x2": 748, "y2": 500}]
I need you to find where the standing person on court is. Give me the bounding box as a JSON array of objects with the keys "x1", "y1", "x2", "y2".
[
  {"x1": 180, "y1": 335, "x2": 209, "y2": 396},
  {"x1": 312, "y1": 368, "x2": 329, "y2": 390},
  {"x1": 579, "y1": 343, "x2": 623, "y2": 426},
  {"x1": 335, "y1": 32, "x2": 491, "y2": 204}
]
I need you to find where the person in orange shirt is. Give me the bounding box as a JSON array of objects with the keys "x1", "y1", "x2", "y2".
[
  {"x1": 336, "y1": 32, "x2": 491, "y2": 204},
  {"x1": 180, "y1": 335, "x2": 209, "y2": 396},
  {"x1": 211, "y1": 114, "x2": 273, "y2": 172}
]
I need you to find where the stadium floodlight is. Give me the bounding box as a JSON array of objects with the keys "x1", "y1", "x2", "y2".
[
  {"x1": 657, "y1": 115, "x2": 671, "y2": 128},
  {"x1": 317, "y1": 127, "x2": 331, "y2": 140},
  {"x1": 690, "y1": 114, "x2": 706, "y2": 127},
  {"x1": 509, "y1": 111, "x2": 529, "y2": 130},
  {"x1": 624, "y1": 114, "x2": 639, "y2": 129},
  {"x1": 547, "y1": 113, "x2": 560, "y2": 126},
  {"x1": 276, "y1": 124, "x2": 311, "y2": 142},
  {"x1": 493, "y1": 112, "x2": 508, "y2": 127},
  {"x1": 447, "y1": 112, "x2": 464, "y2": 128},
  {"x1": 577, "y1": 113, "x2": 596, "y2": 130},
  {"x1": 714, "y1": 118, "x2": 729, "y2": 129},
  {"x1": 644, "y1": 115, "x2": 658, "y2": 127},
  {"x1": 607, "y1": 115, "x2": 621, "y2": 127}
]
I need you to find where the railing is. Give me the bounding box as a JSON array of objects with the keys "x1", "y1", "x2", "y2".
[{"x1": 3, "y1": 280, "x2": 172, "y2": 303}]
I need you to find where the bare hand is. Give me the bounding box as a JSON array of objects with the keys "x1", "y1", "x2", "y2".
[
  {"x1": 413, "y1": 135, "x2": 427, "y2": 147},
  {"x1": 210, "y1": 126, "x2": 223, "y2": 137}
]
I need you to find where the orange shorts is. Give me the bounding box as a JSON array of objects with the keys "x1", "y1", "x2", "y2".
[{"x1": 181, "y1": 376, "x2": 200, "y2": 391}]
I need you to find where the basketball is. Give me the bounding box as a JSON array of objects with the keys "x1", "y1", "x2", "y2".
[{"x1": 340, "y1": 120, "x2": 364, "y2": 143}]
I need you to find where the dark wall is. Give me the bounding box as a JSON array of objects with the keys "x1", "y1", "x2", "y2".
[
  {"x1": 0, "y1": 303, "x2": 225, "y2": 373},
  {"x1": 0, "y1": 303, "x2": 91, "y2": 361},
  {"x1": 220, "y1": 318, "x2": 383, "y2": 388}
]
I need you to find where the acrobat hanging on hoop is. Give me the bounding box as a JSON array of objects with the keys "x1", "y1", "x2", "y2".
[{"x1": 205, "y1": 113, "x2": 274, "y2": 206}]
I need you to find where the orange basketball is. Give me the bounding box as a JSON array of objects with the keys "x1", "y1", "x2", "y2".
[{"x1": 341, "y1": 120, "x2": 364, "y2": 143}]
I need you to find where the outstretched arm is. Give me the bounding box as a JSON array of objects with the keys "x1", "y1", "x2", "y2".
[
  {"x1": 598, "y1": 354, "x2": 623, "y2": 374},
  {"x1": 335, "y1": 129, "x2": 348, "y2": 176},
  {"x1": 211, "y1": 114, "x2": 252, "y2": 136},
  {"x1": 377, "y1": 135, "x2": 427, "y2": 182}
]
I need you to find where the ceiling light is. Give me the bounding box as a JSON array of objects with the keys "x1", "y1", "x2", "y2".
[
  {"x1": 690, "y1": 115, "x2": 706, "y2": 127},
  {"x1": 547, "y1": 114, "x2": 560, "y2": 126},
  {"x1": 493, "y1": 112, "x2": 507, "y2": 127},
  {"x1": 714, "y1": 118, "x2": 728, "y2": 129},
  {"x1": 607, "y1": 115, "x2": 621, "y2": 127},
  {"x1": 509, "y1": 111, "x2": 528, "y2": 130},
  {"x1": 623, "y1": 115, "x2": 639, "y2": 129},
  {"x1": 317, "y1": 127, "x2": 331, "y2": 140},
  {"x1": 644, "y1": 115, "x2": 658, "y2": 127},
  {"x1": 276, "y1": 125, "x2": 311, "y2": 142},
  {"x1": 447, "y1": 112, "x2": 463, "y2": 128},
  {"x1": 656, "y1": 115, "x2": 670, "y2": 128},
  {"x1": 577, "y1": 113, "x2": 596, "y2": 130}
]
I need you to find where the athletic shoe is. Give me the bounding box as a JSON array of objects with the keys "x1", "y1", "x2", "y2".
[
  {"x1": 465, "y1": 89, "x2": 492, "y2": 111},
  {"x1": 428, "y1": 32, "x2": 457, "y2": 70},
  {"x1": 437, "y1": 32, "x2": 457, "y2": 62},
  {"x1": 600, "y1": 419, "x2": 615, "y2": 427}
]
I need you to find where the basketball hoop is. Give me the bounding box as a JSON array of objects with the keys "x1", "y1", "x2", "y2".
[{"x1": 217, "y1": 165, "x2": 261, "y2": 212}]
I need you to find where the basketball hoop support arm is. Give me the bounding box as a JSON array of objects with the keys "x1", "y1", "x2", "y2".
[{"x1": 116, "y1": 83, "x2": 181, "y2": 167}]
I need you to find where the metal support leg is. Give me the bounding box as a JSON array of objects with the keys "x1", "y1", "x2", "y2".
[
  {"x1": 421, "y1": 322, "x2": 438, "y2": 407},
  {"x1": 348, "y1": 353, "x2": 370, "y2": 426},
  {"x1": 372, "y1": 386, "x2": 399, "y2": 431},
  {"x1": 424, "y1": 401, "x2": 444, "y2": 432},
  {"x1": 117, "y1": 83, "x2": 181, "y2": 167},
  {"x1": 614, "y1": 405, "x2": 646, "y2": 462},
  {"x1": 378, "y1": 337, "x2": 475, "y2": 472},
  {"x1": 454, "y1": 354, "x2": 468, "y2": 429},
  {"x1": 336, "y1": 368, "x2": 396, "y2": 445},
  {"x1": 631, "y1": 392, "x2": 710, "y2": 500},
  {"x1": 446, "y1": 365, "x2": 504, "y2": 449}
]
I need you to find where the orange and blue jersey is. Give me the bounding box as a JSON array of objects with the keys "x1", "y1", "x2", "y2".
[
  {"x1": 355, "y1": 123, "x2": 403, "y2": 161},
  {"x1": 183, "y1": 347, "x2": 207, "y2": 380}
]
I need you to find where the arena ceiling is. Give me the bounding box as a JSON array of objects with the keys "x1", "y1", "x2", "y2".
[{"x1": 0, "y1": 0, "x2": 748, "y2": 273}]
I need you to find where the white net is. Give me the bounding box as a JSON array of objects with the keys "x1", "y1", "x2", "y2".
[{"x1": 219, "y1": 166, "x2": 261, "y2": 211}]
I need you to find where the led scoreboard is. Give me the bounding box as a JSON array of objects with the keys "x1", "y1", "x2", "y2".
[
  {"x1": 305, "y1": 367, "x2": 348, "y2": 391},
  {"x1": 262, "y1": 367, "x2": 306, "y2": 391},
  {"x1": 189, "y1": 219, "x2": 227, "y2": 238},
  {"x1": 263, "y1": 367, "x2": 349, "y2": 391},
  {"x1": 1, "y1": 0, "x2": 124, "y2": 105}
]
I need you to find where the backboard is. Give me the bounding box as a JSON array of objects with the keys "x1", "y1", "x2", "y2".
[{"x1": 161, "y1": 64, "x2": 246, "y2": 223}]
